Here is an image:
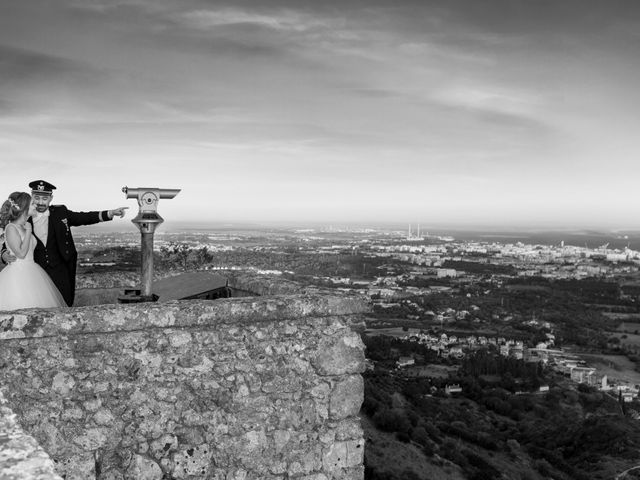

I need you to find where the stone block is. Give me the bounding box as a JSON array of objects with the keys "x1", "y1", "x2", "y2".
[
  {"x1": 299, "y1": 474, "x2": 328, "y2": 480},
  {"x1": 273, "y1": 429, "x2": 291, "y2": 453},
  {"x1": 243, "y1": 429, "x2": 267, "y2": 453},
  {"x1": 322, "y1": 441, "x2": 347, "y2": 471},
  {"x1": 124, "y1": 454, "x2": 162, "y2": 480},
  {"x1": 150, "y1": 433, "x2": 178, "y2": 458},
  {"x1": 72, "y1": 427, "x2": 109, "y2": 451},
  {"x1": 55, "y1": 453, "x2": 96, "y2": 480},
  {"x1": 329, "y1": 375, "x2": 364, "y2": 420},
  {"x1": 311, "y1": 333, "x2": 365, "y2": 376},
  {"x1": 322, "y1": 440, "x2": 364, "y2": 472},
  {"x1": 333, "y1": 466, "x2": 365, "y2": 480},
  {"x1": 51, "y1": 372, "x2": 76, "y2": 397},
  {"x1": 93, "y1": 408, "x2": 116, "y2": 426},
  {"x1": 335, "y1": 418, "x2": 363, "y2": 441},
  {"x1": 171, "y1": 444, "x2": 213, "y2": 478}
]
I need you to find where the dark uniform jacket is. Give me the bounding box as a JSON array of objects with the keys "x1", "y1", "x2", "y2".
[{"x1": 2, "y1": 205, "x2": 111, "y2": 306}]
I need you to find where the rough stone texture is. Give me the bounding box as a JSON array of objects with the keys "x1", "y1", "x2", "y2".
[
  {"x1": 224, "y1": 272, "x2": 308, "y2": 296},
  {"x1": 0, "y1": 390, "x2": 62, "y2": 480},
  {"x1": 0, "y1": 294, "x2": 368, "y2": 479}
]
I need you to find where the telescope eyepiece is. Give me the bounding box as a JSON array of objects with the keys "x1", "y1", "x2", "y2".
[{"x1": 122, "y1": 186, "x2": 181, "y2": 202}]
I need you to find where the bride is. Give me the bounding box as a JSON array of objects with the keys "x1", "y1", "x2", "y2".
[{"x1": 0, "y1": 192, "x2": 65, "y2": 310}]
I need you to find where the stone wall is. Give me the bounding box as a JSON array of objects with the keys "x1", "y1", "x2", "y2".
[{"x1": 0, "y1": 294, "x2": 368, "y2": 479}]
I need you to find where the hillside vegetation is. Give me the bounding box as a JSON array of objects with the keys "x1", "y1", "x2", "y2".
[{"x1": 362, "y1": 343, "x2": 640, "y2": 480}]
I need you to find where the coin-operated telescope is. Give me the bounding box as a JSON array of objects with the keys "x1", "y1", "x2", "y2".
[
  {"x1": 123, "y1": 187, "x2": 181, "y2": 234},
  {"x1": 119, "y1": 186, "x2": 181, "y2": 303}
]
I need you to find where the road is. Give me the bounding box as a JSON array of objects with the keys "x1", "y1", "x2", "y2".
[{"x1": 615, "y1": 463, "x2": 640, "y2": 479}]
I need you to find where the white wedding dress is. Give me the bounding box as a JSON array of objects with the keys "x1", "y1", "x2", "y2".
[{"x1": 0, "y1": 223, "x2": 65, "y2": 311}]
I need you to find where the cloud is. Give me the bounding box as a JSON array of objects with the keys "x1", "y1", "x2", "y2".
[
  {"x1": 90, "y1": 5, "x2": 302, "y2": 61},
  {"x1": 179, "y1": 8, "x2": 330, "y2": 32},
  {"x1": 117, "y1": 3, "x2": 366, "y2": 63},
  {"x1": 0, "y1": 44, "x2": 113, "y2": 120},
  {"x1": 432, "y1": 86, "x2": 545, "y2": 122},
  {"x1": 0, "y1": 44, "x2": 100, "y2": 87},
  {"x1": 0, "y1": 0, "x2": 638, "y2": 225}
]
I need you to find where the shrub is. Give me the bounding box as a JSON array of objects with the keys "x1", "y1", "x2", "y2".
[
  {"x1": 422, "y1": 440, "x2": 436, "y2": 456},
  {"x1": 411, "y1": 426, "x2": 430, "y2": 446},
  {"x1": 372, "y1": 408, "x2": 411, "y2": 434}
]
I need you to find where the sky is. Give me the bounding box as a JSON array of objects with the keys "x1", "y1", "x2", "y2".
[{"x1": 1, "y1": 0, "x2": 640, "y2": 228}]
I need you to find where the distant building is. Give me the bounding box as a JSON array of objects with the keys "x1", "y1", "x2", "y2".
[
  {"x1": 449, "y1": 347, "x2": 465, "y2": 359},
  {"x1": 445, "y1": 384, "x2": 462, "y2": 395},
  {"x1": 437, "y1": 268, "x2": 457, "y2": 278},
  {"x1": 396, "y1": 356, "x2": 415, "y2": 368},
  {"x1": 570, "y1": 366, "x2": 596, "y2": 385},
  {"x1": 621, "y1": 391, "x2": 635, "y2": 402},
  {"x1": 510, "y1": 347, "x2": 524, "y2": 360}
]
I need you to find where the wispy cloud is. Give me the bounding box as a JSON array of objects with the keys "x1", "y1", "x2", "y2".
[
  {"x1": 432, "y1": 86, "x2": 545, "y2": 123},
  {"x1": 179, "y1": 8, "x2": 333, "y2": 32}
]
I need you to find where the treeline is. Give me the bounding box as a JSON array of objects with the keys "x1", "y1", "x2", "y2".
[
  {"x1": 363, "y1": 335, "x2": 439, "y2": 365},
  {"x1": 442, "y1": 259, "x2": 516, "y2": 276},
  {"x1": 488, "y1": 278, "x2": 623, "y2": 350},
  {"x1": 396, "y1": 277, "x2": 453, "y2": 288},
  {"x1": 507, "y1": 276, "x2": 633, "y2": 307},
  {"x1": 552, "y1": 278, "x2": 621, "y2": 303},
  {"x1": 158, "y1": 243, "x2": 213, "y2": 270},
  {"x1": 78, "y1": 246, "x2": 139, "y2": 273},
  {"x1": 122, "y1": 242, "x2": 389, "y2": 279},
  {"x1": 460, "y1": 349, "x2": 544, "y2": 389}
]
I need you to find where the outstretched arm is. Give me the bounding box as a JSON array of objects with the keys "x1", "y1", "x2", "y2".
[
  {"x1": 5, "y1": 224, "x2": 32, "y2": 259},
  {"x1": 65, "y1": 206, "x2": 128, "y2": 227}
]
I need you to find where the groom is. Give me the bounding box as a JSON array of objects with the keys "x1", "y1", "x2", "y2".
[{"x1": 0, "y1": 180, "x2": 128, "y2": 306}]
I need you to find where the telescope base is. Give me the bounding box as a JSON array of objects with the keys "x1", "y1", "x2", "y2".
[{"x1": 117, "y1": 289, "x2": 159, "y2": 304}]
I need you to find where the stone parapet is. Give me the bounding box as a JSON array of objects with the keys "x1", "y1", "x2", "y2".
[{"x1": 0, "y1": 294, "x2": 368, "y2": 479}]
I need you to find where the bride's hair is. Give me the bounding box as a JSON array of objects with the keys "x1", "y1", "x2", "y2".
[{"x1": 0, "y1": 192, "x2": 31, "y2": 229}]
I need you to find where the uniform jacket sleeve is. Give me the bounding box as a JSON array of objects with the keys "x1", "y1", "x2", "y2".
[{"x1": 61, "y1": 205, "x2": 111, "y2": 227}]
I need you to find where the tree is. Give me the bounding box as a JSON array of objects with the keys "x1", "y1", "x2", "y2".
[{"x1": 159, "y1": 243, "x2": 213, "y2": 270}]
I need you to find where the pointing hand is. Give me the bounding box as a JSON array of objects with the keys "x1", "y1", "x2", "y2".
[{"x1": 109, "y1": 207, "x2": 129, "y2": 219}]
